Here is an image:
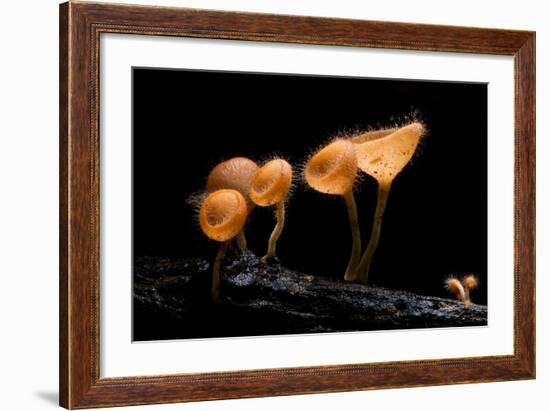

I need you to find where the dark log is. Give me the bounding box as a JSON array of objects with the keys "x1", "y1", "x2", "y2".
[{"x1": 134, "y1": 250, "x2": 487, "y2": 340}]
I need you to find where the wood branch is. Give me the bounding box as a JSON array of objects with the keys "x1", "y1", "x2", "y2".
[{"x1": 134, "y1": 250, "x2": 487, "y2": 340}]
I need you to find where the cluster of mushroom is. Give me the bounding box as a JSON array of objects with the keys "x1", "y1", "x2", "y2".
[
  {"x1": 199, "y1": 157, "x2": 292, "y2": 302},
  {"x1": 445, "y1": 274, "x2": 479, "y2": 307},
  {"x1": 304, "y1": 122, "x2": 425, "y2": 284},
  {"x1": 196, "y1": 121, "x2": 425, "y2": 302}
]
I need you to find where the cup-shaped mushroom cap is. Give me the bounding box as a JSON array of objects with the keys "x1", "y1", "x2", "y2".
[
  {"x1": 249, "y1": 159, "x2": 293, "y2": 206},
  {"x1": 206, "y1": 157, "x2": 259, "y2": 206},
  {"x1": 446, "y1": 277, "x2": 465, "y2": 300},
  {"x1": 199, "y1": 189, "x2": 248, "y2": 242},
  {"x1": 305, "y1": 139, "x2": 358, "y2": 195},
  {"x1": 462, "y1": 274, "x2": 478, "y2": 289},
  {"x1": 353, "y1": 122, "x2": 424, "y2": 185},
  {"x1": 350, "y1": 128, "x2": 397, "y2": 144}
]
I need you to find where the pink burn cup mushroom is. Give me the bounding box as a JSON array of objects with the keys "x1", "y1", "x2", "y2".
[
  {"x1": 249, "y1": 158, "x2": 293, "y2": 261},
  {"x1": 304, "y1": 139, "x2": 361, "y2": 281},
  {"x1": 199, "y1": 189, "x2": 248, "y2": 302},
  {"x1": 351, "y1": 122, "x2": 425, "y2": 284},
  {"x1": 206, "y1": 157, "x2": 259, "y2": 250}
]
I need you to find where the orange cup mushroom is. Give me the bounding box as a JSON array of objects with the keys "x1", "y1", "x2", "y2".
[
  {"x1": 349, "y1": 128, "x2": 397, "y2": 145},
  {"x1": 351, "y1": 122, "x2": 425, "y2": 284},
  {"x1": 461, "y1": 274, "x2": 479, "y2": 307},
  {"x1": 249, "y1": 158, "x2": 293, "y2": 261},
  {"x1": 445, "y1": 274, "x2": 478, "y2": 307},
  {"x1": 445, "y1": 277, "x2": 466, "y2": 303},
  {"x1": 304, "y1": 139, "x2": 361, "y2": 281},
  {"x1": 199, "y1": 189, "x2": 248, "y2": 302},
  {"x1": 206, "y1": 157, "x2": 259, "y2": 249}
]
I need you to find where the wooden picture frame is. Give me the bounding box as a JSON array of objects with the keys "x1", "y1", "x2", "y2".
[{"x1": 59, "y1": 1, "x2": 535, "y2": 408}]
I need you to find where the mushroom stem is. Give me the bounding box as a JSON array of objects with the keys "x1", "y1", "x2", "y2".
[
  {"x1": 461, "y1": 275, "x2": 478, "y2": 307},
  {"x1": 263, "y1": 201, "x2": 285, "y2": 261},
  {"x1": 343, "y1": 189, "x2": 361, "y2": 282},
  {"x1": 355, "y1": 182, "x2": 391, "y2": 284},
  {"x1": 464, "y1": 288, "x2": 471, "y2": 307},
  {"x1": 211, "y1": 241, "x2": 228, "y2": 303},
  {"x1": 236, "y1": 231, "x2": 247, "y2": 250}
]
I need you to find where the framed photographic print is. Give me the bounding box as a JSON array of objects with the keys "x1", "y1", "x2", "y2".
[{"x1": 59, "y1": 1, "x2": 535, "y2": 409}]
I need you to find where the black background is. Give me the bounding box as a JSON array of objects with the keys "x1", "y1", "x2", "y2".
[{"x1": 133, "y1": 68, "x2": 488, "y2": 312}]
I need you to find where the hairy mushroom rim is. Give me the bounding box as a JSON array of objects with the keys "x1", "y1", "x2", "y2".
[
  {"x1": 305, "y1": 139, "x2": 362, "y2": 281},
  {"x1": 199, "y1": 189, "x2": 248, "y2": 302},
  {"x1": 206, "y1": 156, "x2": 259, "y2": 249},
  {"x1": 352, "y1": 122, "x2": 425, "y2": 284},
  {"x1": 250, "y1": 158, "x2": 293, "y2": 261}
]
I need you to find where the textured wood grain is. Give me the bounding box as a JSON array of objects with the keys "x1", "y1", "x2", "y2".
[
  {"x1": 514, "y1": 34, "x2": 536, "y2": 374},
  {"x1": 59, "y1": 2, "x2": 69, "y2": 407},
  {"x1": 59, "y1": 1, "x2": 535, "y2": 408}
]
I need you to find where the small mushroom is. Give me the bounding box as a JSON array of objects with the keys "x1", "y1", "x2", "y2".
[
  {"x1": 206, "y1": 157, "x2": 259, "y2": 249},
  {"x1": 199, "y1": 189, "x2": 248, "y2": 302},
  {"x1": 461, "y1": 274, "x2": 479, "y2": 307},
  {"x1": 304, "y1": 139, "x2": 361, "y2": 281},
  {"x1": 352, "y1": 122, "x2": 425, "y2": 284},
  {"x1": 446, "y1": 275, "x2": 478, "y2": 308},
  {"x1": 249, "y1": 158, "x2": 293, "y2": 261},
  {"x1": 445, "y1": 277, "x2": 466, "y2": 303}
]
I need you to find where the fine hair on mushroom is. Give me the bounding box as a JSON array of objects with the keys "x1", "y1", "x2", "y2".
[
  {"x1": 249, "y1": 158, "x2": 293, "y2": 261},
  {"x1": 199, "y1": 189, "x2": 248, "y2": 302},
  {"x1": 206, "y1": 157, "x2": 259, "y2": 250},
  {"x1": 461, "y1": 274, "x2": 479, "y2": 307},
  {"x1": 445, "y1": 274, "x2": 478, "y2": 307},
  {"x1": 445, "y1": 277, "x2": 466, "y2": 303},
  {"x1": 351, "y1": 121, "x2": 425, "y2": 284},
  {"x1": 304, "y1": 138, "x2": 362, "y2": 281}
]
